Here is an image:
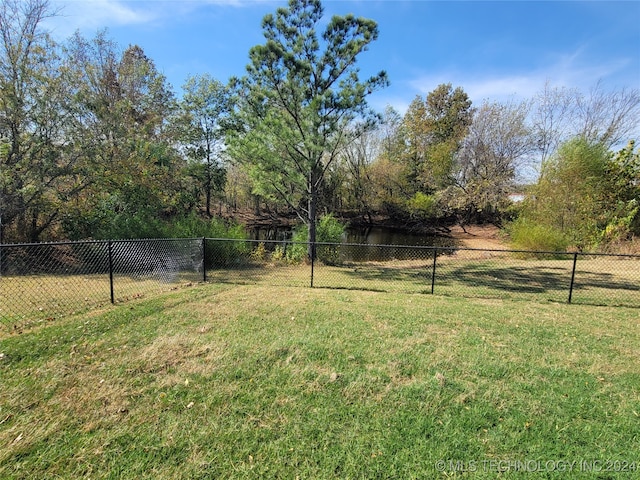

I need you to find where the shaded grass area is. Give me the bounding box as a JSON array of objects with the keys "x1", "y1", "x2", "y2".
[
  {"x1": 207, "y1": 255, "x2": 640, "y2": 307},
  {"x1": 0, "y1": 273, "x2": 202, "y2": 330},
  {"x1": 1, "y1": 284, "x2": 639, "y2": 478}
]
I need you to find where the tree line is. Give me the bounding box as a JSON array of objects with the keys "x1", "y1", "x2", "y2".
[{"x1": 1, "y1": 0, "x2": 638, "y2": 252}]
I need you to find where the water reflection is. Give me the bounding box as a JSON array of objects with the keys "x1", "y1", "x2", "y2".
[
  {"x1": 345, "y1": 227, "x2": 451, "y2": 247},
  {"x1": 341, "y1": 227, "x2": 454, "y2": 262},
  {"x1": 248, "y1": 226, "x2": 291, "y2": 242}
]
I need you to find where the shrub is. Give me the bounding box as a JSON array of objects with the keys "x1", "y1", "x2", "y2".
[
  {"x1": 406, "y1": 192, "x2": 437, "y2": 219},
  {"x1": 285, "y1": 226, "x2": 310, "y2": 264},
  {"x1": 271, "y1": 245, "x2": 286, "y2": 263},
  {"x1": 170, "y1": 216, "x2": 250, "y2": 268},
  {"x1": 167, "y1": 214, "x2": 247, "y2": 240},
  {"x1": 507, "y1": 217, "x2": 570, "y2": 255},
  {"x1": 85, "y1": 211, "x2": 168, "y2": 240},
  {"x1": 249, "y1": 242, "x2": 268, "y2": 263},
  {"x1": 286, "y1": 214, "x2": 346, "y2": 264}
]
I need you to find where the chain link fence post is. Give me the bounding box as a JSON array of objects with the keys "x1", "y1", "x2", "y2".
[
  {"x1": 108, "y1": 240, "x2": 115, "y2": 304},
  {"x1": 310, "y1": 241, "x2": 315, "y2": 288},
  {"x1": 431, "y1": 247, "x2": 438, "y2": 294},
  {"x1": 202, "y1": 237, "x2": 207, "y2": 283},
  {"x1": 568, "y1": 252, "x2": 578, "y2": 304}
]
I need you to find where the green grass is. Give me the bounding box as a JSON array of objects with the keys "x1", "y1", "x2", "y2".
[
  {"x1": 3, "y1": 252, "x2": 638, "y2": 330},
  {"x1": 0, "y1": 273, "x2": 202, "y2": 330},
  {"x1": 1, "y1": 284, "x2": 639, "y2": 478}
]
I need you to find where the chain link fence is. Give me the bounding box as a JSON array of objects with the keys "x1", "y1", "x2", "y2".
[
  {"x1": 0, "y1": 239, "x2": 204, "y2": 330},
  {"x1": 206, "y1": 239, "x2": 640, "y2": 308},
  {"x1": 1, "y1": 237, "x2": 639, "y2": 330}
]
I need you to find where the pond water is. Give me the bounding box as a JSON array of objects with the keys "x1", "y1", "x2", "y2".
[
  {"x1": 248, "y1": 225, "x2": 456, "y2": 262},
  {"x1": 344, "y1": 226, "x2": 452, "y2": 247},
  {"x1": 342, "y1": 226, "x2": 454, "y2": 262}
]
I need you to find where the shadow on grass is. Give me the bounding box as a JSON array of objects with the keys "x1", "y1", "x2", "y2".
[
  {"x1": 333, "y1": 263, "x2": 432, "y2": 283},
  {"x1": 440, "y1": 264, "x2": 638, "y2": 292},
  {"x1": 328, "y1": 261, "x2": 639, "y2": 307},
  {"x1": 205, "y1": 263, "x2": 311, "y2": 287},
  {"x1": 438, "y1": 264, "x2": 571, "y2": 295},
  {"x1": 312, "y1": 285, "x2": 389, "y2": 293},
  {"x1": 203, "y1": 259, "x2": 639, "y2": 307}
]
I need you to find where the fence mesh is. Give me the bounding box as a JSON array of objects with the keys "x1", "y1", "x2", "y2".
[
  {"x1": 207, "y1": 240, "x2": 640, "y2": 307},
  {"x1": 111, "y1": 239, "x2": 204, "y2": 302},
  {"x1": 1, "y1": 238, "x2": 639, "y2": 330},
  {"x1": 204, "y1": 239, "x2": 310, "y2": 288},
  {"x1": 0, "y1": 239, "x2": 203, "y2": 330}
]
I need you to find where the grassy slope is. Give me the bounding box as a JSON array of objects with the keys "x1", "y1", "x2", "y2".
[{"x1": 1, "y1": 284, "x2": 639, "y2": 479}]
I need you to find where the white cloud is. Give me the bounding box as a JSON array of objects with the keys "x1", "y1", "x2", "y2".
[
  {"x1": 46, "y1": 0, "x2": 159, "y2": 37},
  {"x1": 85, "y1": 0, "x2": 155, "y2": 25},
  {"x1": 46, "y1": 0, "x2": 274, "y2": 39},
  {"x1": 407, "y1": 49, "x2": 634, "y2": 105}
]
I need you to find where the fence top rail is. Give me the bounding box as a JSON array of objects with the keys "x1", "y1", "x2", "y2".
[
  {"x1": 205, "y1": 237, "x2": 640, "y2": 259},
  {"x1": 332, "y1": 242, "x2": 640, "y2": 259},
  {"x1": 0, "y1": 239, "x2": 110, "y2": 248},
  {"x1": 1, "y1": 237, "x2": 638, "y2": 260},
  {"x1": 0, "y1": 238, "x2": 206, "y2": 248},
  {"x1": 111, "y1": 237, "x2": 203, "y2": 244}
]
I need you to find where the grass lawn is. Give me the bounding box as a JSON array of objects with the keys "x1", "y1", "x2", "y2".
[
  {"x1": 0, "y1": 273, "x2": 202, "y2": 331},
  {"x1": 1, "y1": 284, "x2": 639, "y2": 478}
]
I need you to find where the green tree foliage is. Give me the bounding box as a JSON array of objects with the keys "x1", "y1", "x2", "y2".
[
  {"x1": 402, "y1": 96, "x2": 430, "y2": 191},
  {"x1": 536, "y1": 138, "x2": 609, "y2": 247},
  {"x1": 177, "y1": 74, "x2": 231, "y2": 217},
  {"x1": 223, "y1": 163, "x2": 256, "y2": 212},
  {"x1": 601, "y1": 140, "x2": 640, "y2": 244},
  {"x1": 401, "y1": 84, "x2": 473, "y2": 193},
  {"x1": 506, "y1": 217, "x2": 571, "y2": 254},
  {"x1": 365, "y1": 106, "x2": 409, "y2": 214},
  {"x1": 508, "y1": 137, "x2": 640, "y2": 252},
  {"x1": 286, "y1": 213, "x2": 346, "y2": 264},
  {"x1": 0, "y1": 0, "x2": 82, "y2": 242},
  {"x1": 406, "y1": 191, "x2": 438, "y2": 220},
  {"x1": 228, "y1": 0, "x2": 387, "y2": 258},
  {"x1": 511, "y1": 137, "x2": 639, "y2": 251},
  {"x1": 333, "y1": 125, "x2": 381, "y2": 221},
  {"x1": 1, "y1": 0, "x2": 638, "y2": 246},
  {"x1": 61, "y1": 33, "x2": 183, "y2": 239}
]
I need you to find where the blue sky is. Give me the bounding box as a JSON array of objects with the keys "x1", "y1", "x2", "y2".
[{"x1": 46, "y1": 0, "x2": 640, "y2": 114}]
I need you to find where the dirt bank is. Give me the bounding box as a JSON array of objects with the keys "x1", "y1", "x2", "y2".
[{"x1": 447, "y1": 224, "x2": 508, "y2": 250}]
